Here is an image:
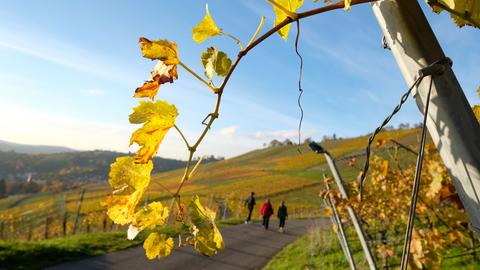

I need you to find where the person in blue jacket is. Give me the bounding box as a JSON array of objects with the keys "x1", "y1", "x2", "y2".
[
  {"x1": 245, "y1": 192, "x2": 256, "y2": 224},
  {"x1": 277, "y1": 201, "x2": 288, "y2": 233}
]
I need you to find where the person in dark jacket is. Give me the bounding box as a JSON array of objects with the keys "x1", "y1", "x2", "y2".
[
  {"x1": 245, "y1": 192, "x2": 256, "y2": 224},
  {"x1": 277, "y1": 201, "x2": 288, "y2": 233},
  {"x1": 259, "y1": 199, "x2": 274, "y2": 230}
]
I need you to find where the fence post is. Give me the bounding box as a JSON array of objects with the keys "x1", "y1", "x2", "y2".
[
  {"x1": 223, "y1": 197, "x2": 229, "y2": 220},
  {"x1": 103, "y1": 212, "x2": 107, "y2": 232},
  {"x1": 44, "y1": 216, "x2": 50, "y2": 239},
  {"x1": 62, "y1": 211, "x2": 68, "y2": 236},
  {"x1": 72, "y1": 189, "x2": 85, "y2": 234},
  {"x1": 378, "y1": 231, "x2": 389, "y2": 269},
  {"x1": 28, "y1": 225, "x2": 32, "y2": 241},
  {"x1": 237, "y1": 196, "x2": 243, "y2": 219}
]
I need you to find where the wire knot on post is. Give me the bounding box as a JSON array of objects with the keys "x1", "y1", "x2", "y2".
[
  {"x1": 358, "y1": 56, "x2": 452, "y2": 199},
  {"x1": 418, "y1": 57, "x2": 452, "y2": 77}
]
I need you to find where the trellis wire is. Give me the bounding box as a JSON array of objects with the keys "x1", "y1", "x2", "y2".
[
  {"x1": 358, "y1": 57, "x2": 452, "y2": 197},
  {"x1": 358, "y1": 75, "x2": 423, "y2": 198},
  {"x1": 399, "y1": 77, "x2": 433, "y2": 270},
  {"x1": 356, "y1": 57, "x2": 451, "y2": 269}
]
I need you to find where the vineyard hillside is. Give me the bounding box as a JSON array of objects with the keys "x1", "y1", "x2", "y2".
[{"x1": 0, "y1": 128, "x2": 421, "y2": 241}]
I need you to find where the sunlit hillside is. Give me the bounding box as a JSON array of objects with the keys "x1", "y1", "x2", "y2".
[{"x1": 0, "y1": 128, "x2": 420, "y2": 241}]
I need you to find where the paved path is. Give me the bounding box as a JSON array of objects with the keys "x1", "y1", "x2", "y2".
[{"x1": 45, "y1": 219, "x2": 328, "y2": 270}]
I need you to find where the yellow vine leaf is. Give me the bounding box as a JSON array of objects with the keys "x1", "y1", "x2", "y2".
[
  {"x1": 128, "y1": 202, "x2": 169, "y2": 240},
  {"x1": 324, "y1": 206, "x2": 332, "y2": 217},
  {"x1": 378, "y1": 245, "x2": 394, "y2": 258},
  {"x1": 135, "y1": 61, "x2": 178, "y2": 99},
  {"x1": 192, "y1": 4, "x2": 222, "y2": 43},
  {"x1": 187, "y1": 195, "x2": 224, "y2": 256},
  {"x1": 139, "y1": 37, "x2": 179, "y2": 65},
  {"x1": 474, "y1": 87, "x2": 480, "y2": 122},
  {"x1": 105, "y1": 156, "x2": 153, "y2": 225},
  {"x1": 380, "y1": 160, "x2": 389, "y2": 177},
  {"x1": 109, "y1": 156, "x2": 152, "y2": 190},
  {"x1": 105, "y1": 190, "x2": 144, "y2": 225},
  {"x1": 426, "y1": 160, "x2": 445, "y2": 198},
  {"x1": 332, "y1": 223, "x2": 339, "y2": 233},
  {"x1": 344, "y1": 0, "x2": 351, "y2": 11},
  {"x1": 473, "y1": 105, "x2": 480, "y2": 123},
  {"x1": 201, "y1": 47, "x2": 232, "y2": 80},
  {"x1": 376, "y1": 138, "x2": 387, "y2": 148},
  {"x1": 270, "y1": 0, "x2": 304, "y2": 40},
  {"x1": 143, "y1": 232, "x2": 174, "y2": 260},
  {"x1": 129, "y1": 100, "x2": 178, "y2": 164},
  {"x1": 410, "y1": 230, "x2": 425, "y2": 269},
  {"x1": 427, "y1": 0, "x2": 480, "y2": 28}
]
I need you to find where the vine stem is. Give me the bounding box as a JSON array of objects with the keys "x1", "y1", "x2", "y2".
[
  {"x1": 247, "y1": 16, "x2": 265, "y2": 47},
  {"x1": 188, "y1": 156, "x2": 204, "y2": 179},
  {"x1": 174, "y1": 125, "x2": 190, "y2": 148},
  {"x1": 152, "y1": 181, "x2": 174, "y2": 196},
  {"x1": 221, "y1": 31, "x2": 245, "y2": 50},
  {"x1": 178, "y1": 61, "x2": 217, "y2": 92},
  {"x1": 171, "y1": 0, "x2": 377, "y2": 206}
]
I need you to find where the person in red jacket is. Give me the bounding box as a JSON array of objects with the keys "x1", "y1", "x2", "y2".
[{"x1": 259, "y1": 198, "x2": 274, "y2": 230}]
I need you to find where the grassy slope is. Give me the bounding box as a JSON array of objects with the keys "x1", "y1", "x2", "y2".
[
  {"x1": 147, "y1": 128, "x2": 419, "y2": 213},
  {"x1": 0, "y1": 128, "x2": 420, "y2": 238},
  {"x1": 0, "y1": 220, "x2": 242, "y2": 270},
  {"x1": 0, "y1": 231, "x2": 144, "y2": 270},
  {"x1": 264, "y1": 227, "x2": 368, "y2": 270},
  {"x1": 264, "y1": 228, "x2": 480, "y2": 270}
]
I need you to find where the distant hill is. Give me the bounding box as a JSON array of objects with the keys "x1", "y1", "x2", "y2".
[
  {"x1": 0, "y1": 140, "x2": 76, "y2": 154},
  {"x1": 0, "y1": 148, "x2": 222, "y2": 195}
]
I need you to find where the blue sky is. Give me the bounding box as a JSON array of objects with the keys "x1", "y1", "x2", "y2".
[{"x1": 0, "y1": 1, "x2": 478, "y2": 159}]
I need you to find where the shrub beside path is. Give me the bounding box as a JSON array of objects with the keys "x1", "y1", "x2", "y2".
[{"x1": 45, "y1": 218, "x2": 328, "y2": 270}]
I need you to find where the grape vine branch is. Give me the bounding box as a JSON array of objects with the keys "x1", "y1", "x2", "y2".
[
  {"x1": 173, "y1": 0, "x2": 378, "y2": 202},
  {"x1": 104, "y1": 0, "x2": 478, "y2": 261}
]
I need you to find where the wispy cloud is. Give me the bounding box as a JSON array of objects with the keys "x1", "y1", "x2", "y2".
[
  {"x1": 240, "y1": 1, "x2": 273, "y2": 22},
  {"x1": 252, "y1": 129, "x2": 316, "y2": 141},
  {"x1": 359, "y1": 89, "x2": 381, "y2": 103},
  {"x1": 0, "y1": 100, "x2": 132, "y2": 152},
  {"x1": 219, "y1": 126, "x2": 239, "y2": 138},
  {"x1": 222, "y1": 92, "x2": 314, "y2": 129},
  {"x1": 84, "y1": 88, "x2": 105, "y2": 96},
  {"x1": 300, "y1": 24, "x2": 396, "y2": 86},
  {"x1": 0, "y1": 27, "x2": 140, "y2": 84}
]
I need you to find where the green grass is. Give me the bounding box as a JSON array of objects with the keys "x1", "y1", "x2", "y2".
[
  {"x1": 264, "y1": 227, "x2": 480, "y2": 270},
  {"x1": 264, "y1": 227, "x2": 369, "y2": 270},
  {"x1": 0, "y1": 218, "x2": 248, "y2": 270},
  {"x1": 0, "y1": 231, "x2": 143, "y2": 270}
]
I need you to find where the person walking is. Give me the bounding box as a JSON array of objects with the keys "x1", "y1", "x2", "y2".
[
  {"x1": 277, "y1": 201, "x2": 288, "y2": 233},
  {"x1": 245, "y1": 192, "x2": 256, "y2": 224},
  {"x1": 259, "y1": 199, "x2": 274, "y2": 230}
]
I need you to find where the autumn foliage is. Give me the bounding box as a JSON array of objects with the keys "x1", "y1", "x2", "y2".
[
  {"x1": 104, "y1": 0, "x2": 479, "y2": 261},
  {"x1": 322, "y1": 144, "x2": 476, "y2": 268}
]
